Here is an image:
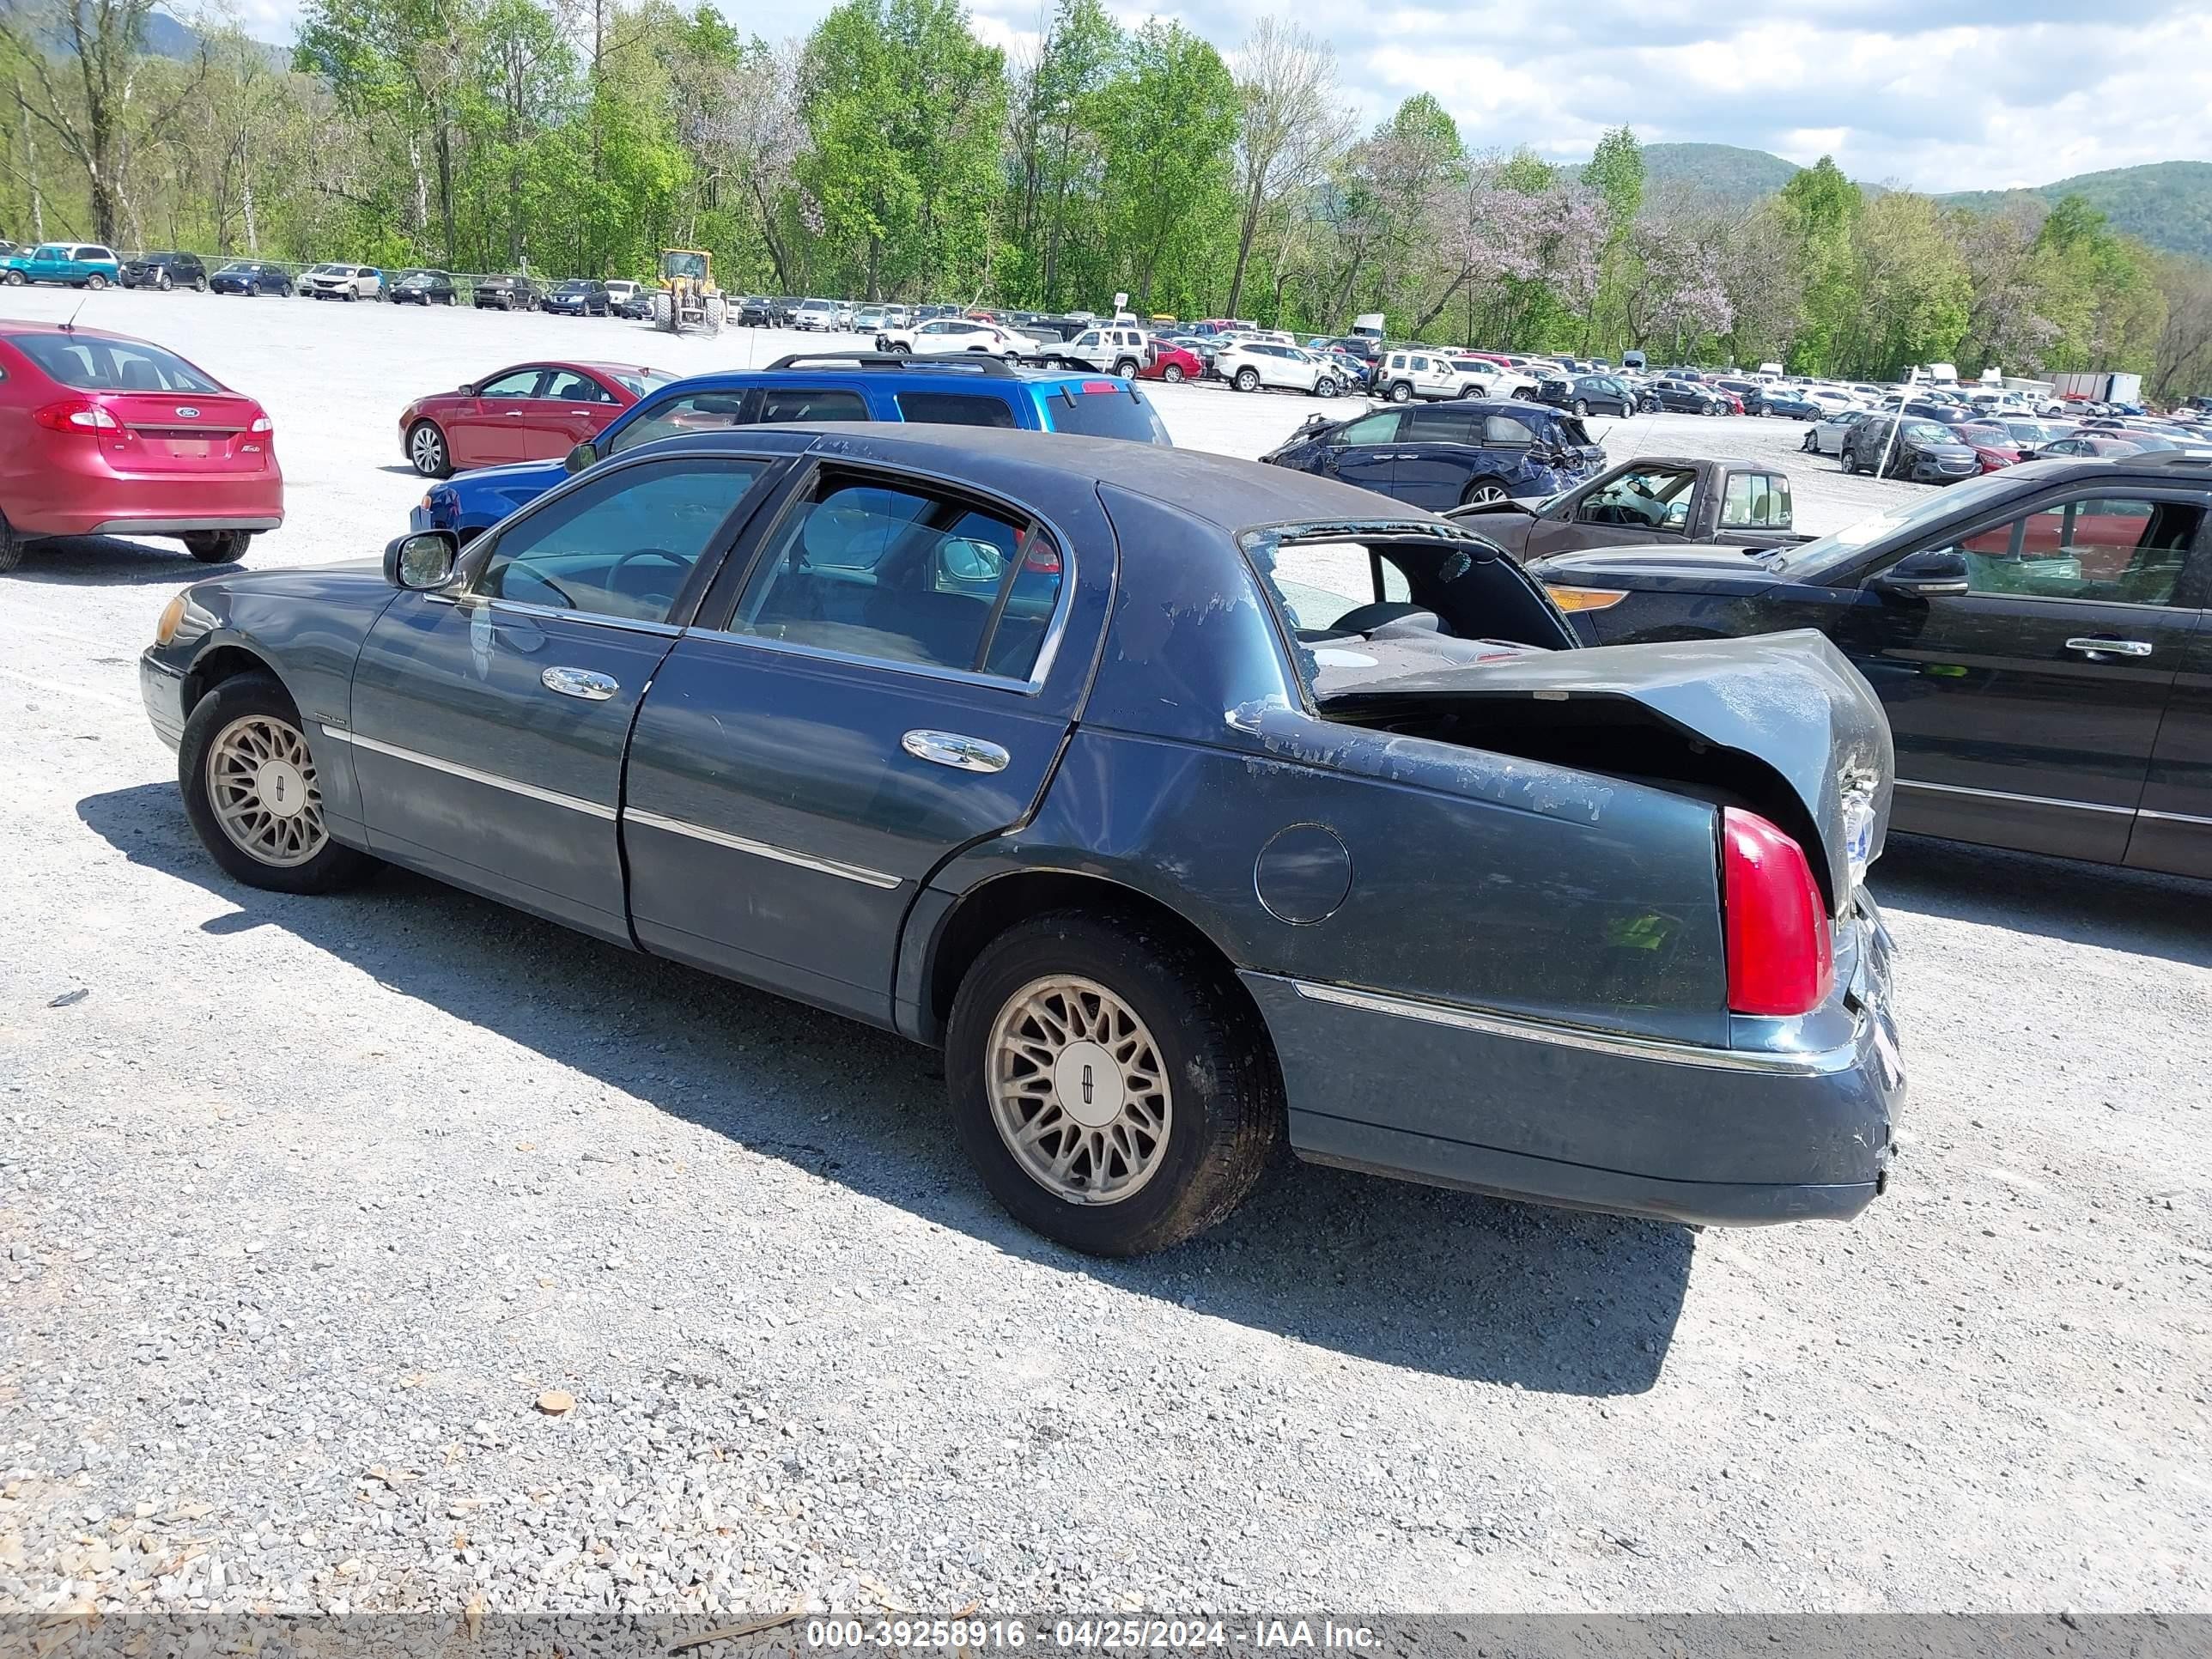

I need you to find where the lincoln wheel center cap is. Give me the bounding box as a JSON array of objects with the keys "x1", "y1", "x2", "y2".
[
  {"x1": 254, "y1": 759, "x2": 307, "y2": 818},
  {"x1": 1052, "y1": 1040, "x2": 1125, "y2": 1130}
]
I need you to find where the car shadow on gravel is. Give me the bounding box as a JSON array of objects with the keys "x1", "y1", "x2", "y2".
[
  {"x1": 1874, "y1": 834, "x2": 2212, "y2": 969},
  {"x1": 77, "y1": 780, "x2": 1691, "y2": 1395},
  {"x1": 9, "y1": 534, "x2": 237, "y2": 585}
]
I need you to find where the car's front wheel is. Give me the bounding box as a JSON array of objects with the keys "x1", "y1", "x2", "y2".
[
  {"x1": 1234, "y1": 367, "x2": 1260, "y2": 392},
  {"x1": 1313, "y1": 375, "x2": 1340, "y2": 398},
  {"x1": 3, "y1": 270, "x2": 23, "y2": 286},
  {"x1": 946, "y1": 911, "x2": 1282, "y2": 1256},
  {"x1": 183, "y1": 531, "x2": 249, "y2": 564},
  {"x1": 407, "y1": 421, "x2": 451, "y2": 478},
  {"x1": 179, "y1": 674, "x2": 377, "y2": 895}
]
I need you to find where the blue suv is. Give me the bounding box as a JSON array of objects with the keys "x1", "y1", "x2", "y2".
[{"x1": 413, "y1": 353, "x2": 1172, "y2": 539}]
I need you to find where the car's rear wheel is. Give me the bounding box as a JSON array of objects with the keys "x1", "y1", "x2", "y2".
[
  {"x1": 192, "y1": 274, "x2": 207, "y2": 292},
  {"x1": 0, "y1": 512, "x2": 25, "y2": 574},
  {"x1": 1389, "y1": 380, "x2": 1412, "y2": 403},
  {"x1": 1461, "y1": 478, "x2": 1510, "y2": 507},
  {"x1": 1112, "y1": 357, "x2": 1139, "y2": 379},
  {"x1": 85, "y1": 273, "x2": 106, "y2": 289},
  {"x1": 1161, "y1": 363, "x2": 1185, "y2": 382},
  {"x1": 407, "y1": 421, "x2": 451, "y2": 479},
  {"x1": 1234, "y1": 367, "x2": 1260, "y2": 392},
  {"x1": 180, "y1": 675, "x2": 376, "y2": 895},
  {"x1": 183, "y1": 531, "x2": 250, "y2": 564},
  {"x1": 946, "y1": 911, "x2": 1282, "y2": 1256}
]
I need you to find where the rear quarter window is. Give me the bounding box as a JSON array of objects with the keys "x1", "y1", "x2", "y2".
[
  {"x1": 896, "y1": 391, "x2": 1021, "y2": 428},
  {"x1": 1040, "y1": 383, "x2": 1170, "y2": 445}
]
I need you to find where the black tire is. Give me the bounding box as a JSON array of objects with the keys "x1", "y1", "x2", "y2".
[
  {"x1": 1572, "y1": 398, "x2": 1589, "y2": 416},
  {"x1": 887, "y1": 342, "x2": 911, "y2": 355},
  {"x1": 193, "y1": 275, "x2": 207, "y2": 293},
  {"x1": 1314, "y1": 376, "x2": 1339, "y2": 398},
  {"x1": 0, "y1": 511, "x2": 24, "y2": 574},
  {"x1": 1112, "y1": 357, "x2": 1139, "y2": 379},
  {"x1": 3, "y1": 270, "x2": 23, "y2": 286},
  {"x1": 85, "y1": 273, "x2": 106, "y2": 289},
  {"x1": 1161, "y1": 363, "x2": 1185, "y2": 382},
  {"x1": 1461, "y1": 478, "x2": 1510, "y2": 507},
  {"x1": 178, "y1": 673, "x2": 378, "y2": 896},
  {"x1": 1234, "y1": 367, "x2": 1260, "y2": 392},
  {"x1": 1802, "y1": 431, "x2": 1816, "y2": 452},
  {"x1": 1844, "y1": 447, "x2": 1863, "y2": 475},
  {"x1": 157, "y1": 270, "x2": 173, "y2": 292},
  {"x1": 1389, "y1": 380, "x2": 1412, "y2": 403},
  {"x1": 183, "y1": 531, "x2": 249, "y2": 563},
  {"x1": 945, "y1": 910, "x2": 1283, "y2": 1256},
  {"x1": 406, "y1": 420, "x2": 451, "y2": 479}
]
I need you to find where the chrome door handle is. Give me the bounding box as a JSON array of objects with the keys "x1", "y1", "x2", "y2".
[
  {"x1": 902, "y1": 730, "x2": 1009, "y2": 773},
  {"x1": 2065, "y1": 637, "x2": 2153, "y2": 659},
  {"x1": 542, "y1": 665, "x2": 619, "y2": 700}
]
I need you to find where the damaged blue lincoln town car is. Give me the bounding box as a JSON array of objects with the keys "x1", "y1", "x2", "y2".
[{"x1": 141, "y1": 425, "x2": 1905, "y2": 1255}]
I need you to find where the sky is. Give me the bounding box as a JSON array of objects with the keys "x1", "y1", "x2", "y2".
[{"x1": 225, "y1": 0, "x2": 2212, "y2": 194}]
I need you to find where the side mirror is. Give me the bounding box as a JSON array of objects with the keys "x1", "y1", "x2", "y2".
[
  {"x1": 385, "y1": 530, "x2": 458, "y2": 591},
  {"x1": 1869, "y1": 549, "x2": 1969, "y2": 600},
  {"x1": 457, "y1": 383, "x2": 476, "y2": 397},
  {"x1": 564, "y1": 441, "x2": 597, "y2": 474}
]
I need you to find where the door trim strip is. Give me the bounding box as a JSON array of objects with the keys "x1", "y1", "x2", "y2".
[
  {"x1": 2137, "y1": 806, "x2": 2212, "y2": 828},
  {"x1": 317, "y1": 725, "x2": 617, "y2": 821},
  {"x1": 622, "y1": 807, "x2": 903, "y2": 890},
  {"x1": 1895, "y1": 777, "x2": 2134, "y2": 817}
]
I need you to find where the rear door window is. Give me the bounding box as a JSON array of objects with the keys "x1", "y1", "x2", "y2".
[
  {"x1": 1720, "y1": 471, "x2": 1791, "y2": 529},
  {"x1": 1405, "y1": 405, "x2": 1480, "y2": 444},
  {"x1": 896, "y1": 391, "x2": 1021, "y2": 428},
  {"x1": 755, "y1": 386, "x2": 869, "y2": 422},
  {"x1": 1483, "y1": 414, "x2": 1538, "y2": 447},
  {"x1": 732, "y1": 471, "x2": 1061, "y2": 678}
]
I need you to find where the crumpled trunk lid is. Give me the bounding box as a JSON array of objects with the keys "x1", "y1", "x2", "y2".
[{"x1": 1318, "y1": 629, "x2": 1893, "y2": 909}]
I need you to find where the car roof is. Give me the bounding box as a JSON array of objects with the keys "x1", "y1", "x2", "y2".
[
  {"x1": 619, "y1": 423, "x2": 1442, "y2": 533},
  {"x1": 0, "y1": 321, "x2": 167, "y2": 346},
  {"x1": 623, "y1": 362, "x2": 1121, "y2": 397}
]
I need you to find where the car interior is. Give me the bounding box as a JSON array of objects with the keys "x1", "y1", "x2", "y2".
[{"x1": 1949, "y1": 496, "x2": 2203, "y2": 605}]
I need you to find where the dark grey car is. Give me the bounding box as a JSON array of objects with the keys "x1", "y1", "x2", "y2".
[{"x1": 139, "y1": 428, "x2": 1904, "y2": 1256}]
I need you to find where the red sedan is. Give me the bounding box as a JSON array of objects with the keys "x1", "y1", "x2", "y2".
[
  {"x1": 1138, "y1": 340, "x2": 1204, "y2": 383},
  {"x1": 398, "y1": 360, "x2": 674, "y2": 478},
  {"x1": 1957, "y1": 422, "x2": 2023, "y2": 471},
  {"x1": 0, "y1": 320, "x2": 280, "y2": 571}
]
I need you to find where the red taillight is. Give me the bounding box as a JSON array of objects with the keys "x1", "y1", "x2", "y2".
[
  {"x1": 1720, "y1": 806, "x2": 1834, "y2": 1017},
  {"x1": 249, "y1": 415, "x2": 272, "y2": 434},
  {"x1": 33, "y1": 398, "x2": 120, "y2": 433},
  {"x1": 1022, "y1": 545, "x2": 1061, "y2": 574}
]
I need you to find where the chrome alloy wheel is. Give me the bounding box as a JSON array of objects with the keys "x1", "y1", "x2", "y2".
[
  {"x1": 205, "y1": 714, "x2": 328, "y2": 867},
  {"x1": 987, "y1": 975, "x2": 1173, "y2": 1206}
]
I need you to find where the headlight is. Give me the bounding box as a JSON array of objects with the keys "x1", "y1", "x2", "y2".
[
  {"x1": 155, "y1": 595, "x2": 185, "y2": 644},
  {"x1": 1542, "y1": 584, "x2": 1630, "y2": 613}
]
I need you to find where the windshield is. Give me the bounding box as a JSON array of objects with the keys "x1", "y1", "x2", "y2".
[
  {"x1": 8, "y1": 331, "x2": 222, "y2": 393},
  {"x1": 1778, "y1": 471, "x2": 2027, "y2": 575},
  {"x1": 556, "y1": 282, "x2": 591, "y2": 293}
]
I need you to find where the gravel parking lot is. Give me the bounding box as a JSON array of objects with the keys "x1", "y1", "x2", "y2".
[{"x1": 1, "y1": 289, "x2": 2208, "y2": 1621}]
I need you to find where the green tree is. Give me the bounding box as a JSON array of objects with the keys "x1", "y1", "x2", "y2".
[
  {"x1": 1098, "y1": 20, "x2": 1237, "y2": 312},
  {"x1": 1776, "y1": 155, "x2": 1862, "y2": 372}
]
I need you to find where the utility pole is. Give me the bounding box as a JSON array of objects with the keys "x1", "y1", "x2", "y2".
[{"x1": 16, "y1": 80, "x2": 43, "y2": 241}]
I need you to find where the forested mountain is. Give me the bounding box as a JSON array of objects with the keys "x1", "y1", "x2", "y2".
[{"x1": 1586, "y1": 143, "x2": 2212, "y2": 261}]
